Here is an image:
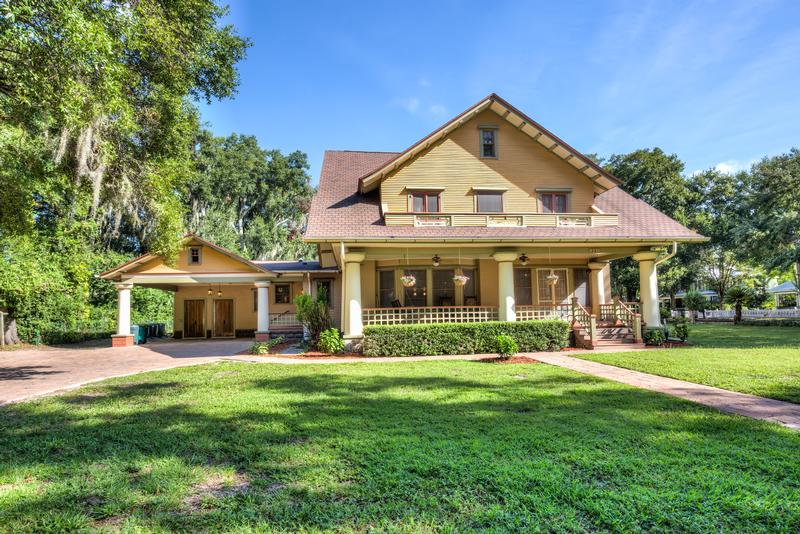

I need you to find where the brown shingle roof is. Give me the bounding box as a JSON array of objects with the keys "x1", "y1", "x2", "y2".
[{"x1": 305, "y1": 151, "x2": 705, "y2": 242}]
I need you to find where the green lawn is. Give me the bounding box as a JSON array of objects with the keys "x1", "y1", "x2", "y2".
[
  {"x1": 577, "y1": 323, "x2": 800, "y2": 403},
  {"x1": 1, "y1": 361, "x2": 799, "y2": 532}
]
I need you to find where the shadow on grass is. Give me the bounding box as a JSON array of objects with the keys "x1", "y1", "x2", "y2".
[{"x1": 0, "y1": 365, "x2": 798, "y2": 532}]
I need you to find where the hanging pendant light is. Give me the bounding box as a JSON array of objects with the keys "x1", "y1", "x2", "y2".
[
  {"x1": 217, "y1": 283, "x2": 222, "y2": 297},
  {"x1": 519, "y1": 253, "x2": 529, "y2": 266},
  {"x1": 207, "y1": 287, "x2": 212, "y2": 296},
  {"x1": 432, "y1": 254, "x2": 441, "y2": 267}
]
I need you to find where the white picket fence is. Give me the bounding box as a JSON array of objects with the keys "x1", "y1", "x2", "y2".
[{"x1": 700, "y1": 308, "x2": 800, "y2": 319}]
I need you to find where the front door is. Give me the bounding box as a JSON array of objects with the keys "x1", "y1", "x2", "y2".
[
  {"x1": 213, "y1": 299, "x2": 234, "y2": 337},
  {"x1": 184, "y1": 300, "x2": 206, "y2": 338}
]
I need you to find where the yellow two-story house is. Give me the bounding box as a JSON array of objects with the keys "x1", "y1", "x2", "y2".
[{"x1": 102, "y1": 94, "x2": 705, "y2": 349}]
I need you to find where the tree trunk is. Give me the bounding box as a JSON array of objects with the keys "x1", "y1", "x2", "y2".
[
  {"x1": 3, "y1": 317, "x2": 21, "y2": 345},
  {"x1": 734, "y1": 303, "x2": 742, "y2": 324}
]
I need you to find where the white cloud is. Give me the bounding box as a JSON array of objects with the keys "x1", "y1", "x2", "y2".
[
  {"x1": 417, "y1": 77, "x2": 431, "y2": 88},
  {"x1": 392, "y1": 97, "x2": 420, "y2": 114},
  {"x1": 428, "y1": 104, "x2": 447, "y2": 116},
  {"x1": 713, "y1": 159, "x2": 757, "y2": 174}
]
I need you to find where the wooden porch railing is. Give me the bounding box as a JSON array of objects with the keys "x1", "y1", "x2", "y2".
[
  {"x1": 514, "y1": 304, "x2": 572, "y2": 321},
  {"x1": 362, "y1": 306, "x2": 499, "y2": 326},
  {"x1": 269, "y1": 311, "x2": 302, "y2": 329}
]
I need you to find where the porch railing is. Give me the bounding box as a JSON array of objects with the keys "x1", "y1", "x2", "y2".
[
  {"x1": 362, "y1": 306, "x2": 499, "y2": 326},
  {"x1": 269, "y1": 311, "x2": 302, "y2": 329},
  {"x1": 515, "y1": 304, "x2": 572, "y2": 321}
]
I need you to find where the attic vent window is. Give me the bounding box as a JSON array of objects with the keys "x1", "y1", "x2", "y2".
[
  {"x1": 189, "y1": 247, "x2": 201, "y2": 265},
  {"x1": 480, "y1": 129, "x2": 497, "y2": 158}
]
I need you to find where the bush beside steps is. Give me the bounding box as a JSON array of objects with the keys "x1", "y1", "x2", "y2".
[{"x1": 362, "y1": 320, "x2": 570, "y2": 357}]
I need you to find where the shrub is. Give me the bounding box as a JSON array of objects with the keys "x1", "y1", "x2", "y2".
[
  {"x1": 362, "y1": 320, "x2": 569, "y2": 357},
  {"x1": 294, "y1": 288, "x2": 332, "y2": 344},
  {"x1": 725, "y1": 285, "x2": 753, "y2": 324},
  {"x1": 249, "y1": 336, "x2": 285, "y2": 355},
  {"x1": 318, "y1": 328, "x2": 345, "y2": 354},
  {"x1": 660, "y1": 306, "x2": 672, "y2": 321},
  {"x1": 683, "y1": 290, "x2": 709, "y2": 320},
  {"x1": 643, "y1": 328, "x2": 665, "y2": 346},
  {"x1": 672, "y1": 317, "x2": 690, "y2": 342},
  {"x1": 495, "y1": 334, "x2": 519, "y2": 360}
]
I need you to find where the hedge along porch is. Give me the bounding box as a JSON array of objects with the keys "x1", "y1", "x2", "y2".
[{"x1": 99, "y1": 235, "x2": 340, "y2": 346}]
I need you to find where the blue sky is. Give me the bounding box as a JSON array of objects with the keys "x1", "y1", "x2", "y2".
[{"x1": 198, "y1": 0, "x2": 800, "y2": 184}]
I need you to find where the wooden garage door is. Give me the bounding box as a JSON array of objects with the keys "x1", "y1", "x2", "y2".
[{"x1": 184, "y1": 300, "x2": 206, "y2": 338}]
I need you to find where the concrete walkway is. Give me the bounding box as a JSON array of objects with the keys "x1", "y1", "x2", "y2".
[
  {"x1": 535, "y1": 353, "x2": 800, "y2": 430},
  {"x1": 0, "y1": 340, "x2": 249, "y2": 405}
]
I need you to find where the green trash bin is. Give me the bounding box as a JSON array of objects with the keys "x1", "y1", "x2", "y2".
[
  {"x1": 131, "y1": 324, "x2": 140, "y2": 345},
  {"x1": 136, "y1": 324, "x2": 147, "y2": 344}
]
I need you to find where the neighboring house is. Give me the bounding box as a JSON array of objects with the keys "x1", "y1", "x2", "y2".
[
  {"x1": 660, "y1": 289, "x2": 720, "y2": 309},
  {"x1": 102, "y1": 94, "x2": 706, "y2": 348},
  {"x1": 768, "y1": 281, "x2": 799, "y2": 308}
]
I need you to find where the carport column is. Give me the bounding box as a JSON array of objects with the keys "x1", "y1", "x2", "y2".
[
  {"x1": 493, "y1": 251, "x2": 518, "y2": 322},
  {"x1": 112, "y1": 282, "x2": 134, "y2": 347},
  {"x1": 588, "y1": 262, "x2": 607, "y2": 317},
  {"x1": 255, "y1": 281, "x2": 271, "y2": 341},
  {"x1": 344, "y1": 251, "x2": 365, "y2": 338},
  {"x1": 633, "y1": 251, "x2": 660, "y2": 327}
]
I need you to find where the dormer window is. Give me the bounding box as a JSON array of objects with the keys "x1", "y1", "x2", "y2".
[
  {"x1": 410, "y1": 191, "x2": 440, "y2": 213},
  {"x1": 188, "y1": 247, "x2": 202, "y2": 265},
  {"x1": 480, "y1": 128, "x2": 497, "y2": 158}
]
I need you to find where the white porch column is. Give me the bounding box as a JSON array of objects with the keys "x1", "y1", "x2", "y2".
[
  {"x1": 493, "y1": 251, "x2": 518, "y2": 322},
  {"x1": 112, "y1": 282, "x2": 134, "y2": 347},
  {"x1": 255, "y1": 281, "x2": 271, "y2": 340},
  {"x1": 344, "y1": 251, "x2": 365, "y2": 337},
  {"x1": 633, "y1": 251, "x2": 660, "y2": 327},
  {"x1": 588, "y1": 262, "x2": 607, "y2": 317}
]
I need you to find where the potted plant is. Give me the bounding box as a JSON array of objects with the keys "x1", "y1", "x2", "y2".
[
  {"x1": 400, "y1": 274, "x2": 416, "y2": 287},
  {"x1": 452, "y1": 273, "x2": 470, "y2": 287}
]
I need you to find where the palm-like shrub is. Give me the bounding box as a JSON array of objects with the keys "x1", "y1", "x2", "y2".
[{"x1": 725, "y1": 285, "x2": 753, "y2": 324}]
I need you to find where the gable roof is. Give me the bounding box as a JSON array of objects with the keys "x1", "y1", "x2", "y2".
[
  {"x1": 304, "y1": 150, "x2": 705, "y2": 242},
  {"x1": 358, "y1": 93, "x2": 620, "y2": 193},
  {"x1": 768, "y1": 281, "x2": 798, "y2": 294},
  {"x1": 99, "y1": 234, "x2": 275, "y2": 279}
]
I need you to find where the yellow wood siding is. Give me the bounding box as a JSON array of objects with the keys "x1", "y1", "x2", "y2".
[
  {"x1": 134, "y1": 244, "x2": 259, "y2": 275},
  {"x1": 381, "y1": 109, "x2": 596, "y2": 214}
]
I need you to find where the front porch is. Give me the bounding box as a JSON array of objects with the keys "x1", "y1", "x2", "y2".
[{"x1": 340, "y1": 245, "x2": 663, "y2": 349}]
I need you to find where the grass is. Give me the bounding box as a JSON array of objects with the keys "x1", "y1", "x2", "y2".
[
  {"x1": 1, "y1": 360, "x2": 799, "y2": 532},
  {"x1": 577, "y1": 323, "x2": 800, "y2": 403}
]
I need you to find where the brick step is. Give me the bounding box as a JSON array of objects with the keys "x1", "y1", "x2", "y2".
[{"x1": 269, "y1": 330, "x2": 304, "y2": 341}]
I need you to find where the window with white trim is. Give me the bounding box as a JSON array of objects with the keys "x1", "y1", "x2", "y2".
[{"x1": 188, "y1": 247, "x2": 201, "y2": 265}]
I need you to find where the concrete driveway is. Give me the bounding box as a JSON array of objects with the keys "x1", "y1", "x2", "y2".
[{"x1": 0, "y1": 339, "x2": 251, "y2": 405}]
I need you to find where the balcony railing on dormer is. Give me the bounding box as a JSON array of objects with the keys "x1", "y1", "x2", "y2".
[{"x1": 384, "y1": 212, "x2": 618, "y2": 228}]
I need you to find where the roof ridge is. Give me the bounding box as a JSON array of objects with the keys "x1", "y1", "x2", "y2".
[{"x1": 324, "y1": 149, "x2": 400, "y2": 155}]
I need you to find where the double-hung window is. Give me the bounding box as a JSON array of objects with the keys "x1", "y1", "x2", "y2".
[
  {"x1": 476, "y1": 190, "x2": 504, "y2": 213},
  {"x1": 540, "y1": 192, "x2": 569, "y2": 213},
  {"x1": 480, "y1": 128, "x2": 497, "y2": 158},
  {"x1": 410, "y1": 191, "x2": 441, "y2": 213}
]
